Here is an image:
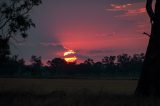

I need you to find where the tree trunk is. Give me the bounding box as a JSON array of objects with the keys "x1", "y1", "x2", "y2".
[
  {"x1": 0, "y1": 37, "x2": 10, "y2": 62},
  {"x1": 135, "y1": 1, "x2": 160, "y2": 96}
]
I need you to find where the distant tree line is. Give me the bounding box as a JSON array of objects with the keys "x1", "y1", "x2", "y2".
[{"x1": 0, "y1": 53, "x2": 144, "y2": 79}]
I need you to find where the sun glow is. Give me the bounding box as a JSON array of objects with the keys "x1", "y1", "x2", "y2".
[
  {"x1": 64, "y1": 56, "x2": 77, "y2": 63},
  {"x1": 64, "y1": 49, "x2": 77, "y2": 63}
]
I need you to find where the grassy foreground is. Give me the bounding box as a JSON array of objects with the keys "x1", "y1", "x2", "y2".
[
  {"x1": 0, "y1": 90, "x2": 160, "y2": 106},
  {"x1": 0, "y1": 78, "x2": 137, "y2": 94},
  {"x1": 0, "y1": 78, "x2": 159, "y2": 106}
]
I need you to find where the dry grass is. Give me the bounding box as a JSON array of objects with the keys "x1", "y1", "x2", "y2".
[
  {"x1": 0, "y1": 78, "x2": 137, "y2": 94},
  {"x1": 0, "y1": 90, "x2": 160, "y2": 106},
  {"x1": 0, "y1": 78, "x2": 160, "y2": 106}
]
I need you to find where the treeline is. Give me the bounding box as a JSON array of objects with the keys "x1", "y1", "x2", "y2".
[{"x1": 0, "y1": 53, "x2": 144, "y2": 79}]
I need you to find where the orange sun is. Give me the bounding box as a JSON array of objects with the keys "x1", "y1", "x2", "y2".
[{"x1": 64, "y1": 49, "x2": 77, "y2": 63}]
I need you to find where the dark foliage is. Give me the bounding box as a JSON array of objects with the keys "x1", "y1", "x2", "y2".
[
  {"x1": 0, "y1": 53, "x2": 144, "y2": 79},
  {"x1": 0, "y1": 0, "x2": 42, "y2": 62}
]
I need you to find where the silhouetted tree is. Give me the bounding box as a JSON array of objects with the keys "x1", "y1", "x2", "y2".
[
  {"x1": 102, "y1": 56, "x2": 116, "y2": 65},
  {"x1": 31, "y1": 56, "x2": 42, "y2": 66},
  {"x1": 18, "y1": 58, "x2": 25, "y2": 66},
  {"x1": 93, "y1": 62, "x2": 103, "y2": 76},
  {"x1": 30, "y1": 55, "x2": 43, "y2": 76},
  {"x1": 102, "y1": 56, "x2": 116, "y2": 75},
  {"x1": 48, "y1": 58, "x2": 67, "y2": 75},
  {"x1": 136, "y1": 0, "x2": 160, "y2": 96},
  {"x1": 0, "y1": 52, "x2": 144, "y2": 77},
  {"x1": 0, "y1": 36, "x2": 10, "y2": 61},
  {"x1": 131, "y1": 53, "x2": 144, "y2": 64},
  {"x1": 84, "y1": 58, "x2": 94, "y2": 74},
  {"x1": 0, "y1": 0, "x2": 42, "y2": 60},
  {"x1": 117, "y1": 54, "x2": 131, "y2": 65},
  {"x1": 84, "y1": 58, "x2": 94, "y2": 66}
]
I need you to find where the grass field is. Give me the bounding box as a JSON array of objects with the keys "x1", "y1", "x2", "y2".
[
  {"x1": 0, "y1": 78, "x2": 159, "y2": 106},
  {"x1": 0, "y1": 78, "x2": 137, "y2": 94}
]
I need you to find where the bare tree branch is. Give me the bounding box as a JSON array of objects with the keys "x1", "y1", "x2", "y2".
[{"x1": 143, "y1": 32, "x2": 151, "y2": 37}]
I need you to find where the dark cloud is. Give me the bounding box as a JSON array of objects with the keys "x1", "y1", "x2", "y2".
[
  {"x1": 39, "y1": 42, "x2": 66, "y2": 51},
  {"x1": 77, "y1": 54, "x2": 89, "y2": 60},
  {"x1": 11, "y1": 41, "x2": 66, "y2": 60}
]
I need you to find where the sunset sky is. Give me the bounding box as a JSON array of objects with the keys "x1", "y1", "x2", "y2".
[{"x1": 12, "y1": 0, "x2": 151, "y2": 63}]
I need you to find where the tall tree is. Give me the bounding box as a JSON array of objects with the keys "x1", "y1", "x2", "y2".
[
  {"x1": 0, "y1": 0, "x2": 42, "y2": 60},
  {"x1": 135, "y1": 0, "x2": 160, "y2": 96}
]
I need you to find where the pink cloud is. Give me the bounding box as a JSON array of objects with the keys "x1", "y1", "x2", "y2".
[
  {"x1": 107, "y1": 4, "x2": 132, "y2": 11},
  {"x1": 107, "y1": 2, "x2": 146, "y2": 17},
  {"x1": 124, "y1": 7, "x2": 146, "y2": 16}
]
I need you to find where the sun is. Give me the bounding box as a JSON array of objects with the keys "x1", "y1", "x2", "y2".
[
  {"x1": 64, "y1": 49, "x2": 77, "y2": 63},
  {"x1": 64, "y1": 50, "x2": 76, "y2": 56},
  {"x1": 64, "y1": 56, "x2": 77, "y2": 63}
]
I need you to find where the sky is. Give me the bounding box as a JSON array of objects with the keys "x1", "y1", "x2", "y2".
[{"x1": 11, "y1": 0, "x2": 151, "y2": 63}]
